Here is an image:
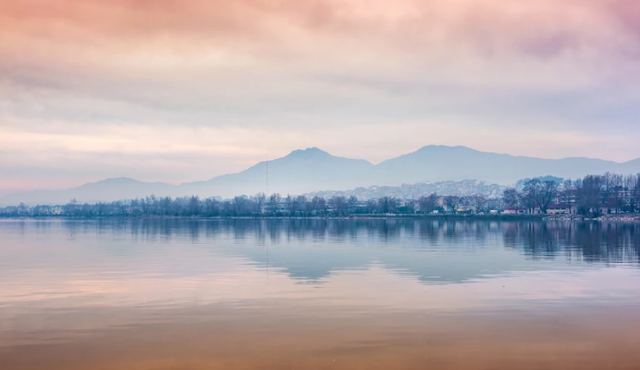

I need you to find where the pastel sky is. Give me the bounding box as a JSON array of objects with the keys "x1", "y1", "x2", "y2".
[{"x1": 1, "y1": 0, "x2": 640, "y2": 193}]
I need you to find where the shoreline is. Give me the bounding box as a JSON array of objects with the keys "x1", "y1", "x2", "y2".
[{"x1": 1, "y1": 214, "x2": 639, "y2": 223}]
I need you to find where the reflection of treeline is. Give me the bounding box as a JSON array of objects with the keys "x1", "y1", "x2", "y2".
[
  {"x1": 503, "y1": 222, "x2": 640, "y2": 263},
  {"x1": 51, "y1": 218, "x2": 496, "y2": 244},
  {"x1": 40, "y1": 218, "x2": 640, "y2": 264}
]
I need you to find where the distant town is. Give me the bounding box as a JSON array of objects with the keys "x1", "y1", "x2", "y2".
[{"x1": 2, "y1": 173, "x2": 639, "y2": 220}]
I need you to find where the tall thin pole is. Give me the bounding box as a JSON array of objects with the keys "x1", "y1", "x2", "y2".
[
  {"x1": 265, "y1": 154, "x2": 270, "y2": 284},
  {"x1": 265, "y1": 160, "x2": 269, "y2": 196}
]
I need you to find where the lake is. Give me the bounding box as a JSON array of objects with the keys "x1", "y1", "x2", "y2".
[{"x1": 1, "y1": 218, "x2": 639, "y2": 370}]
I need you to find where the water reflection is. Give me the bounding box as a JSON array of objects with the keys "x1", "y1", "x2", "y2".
[
  {"x1": 1, "y1": 219, "x2": 640, "y2": 370},
  {"x1": 17, "y1": 219, "x2": 639, "y2": 258},
  {"x1": 4, "y1": 219, "x2": 639, "y2": 283},
  {"x1": 503, "y1": 221, "x2": 640, "y2": 263}
]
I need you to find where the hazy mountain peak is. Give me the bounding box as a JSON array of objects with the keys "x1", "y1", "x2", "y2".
[
  {"x1": 624, "y1": 157, "x2": 640, "y2": 165},
  {"x1": 284, "y1": 147, "x2": 331, "y2": 159},
  {"x1": 84, "y1": 177, "x2": 141, "y2": 185},
  {"x1": 407, "y1": 145, "x2": 479, "y2": 155},
  {"x1": 418, "y1": 144, "x2": 472, "y2": 151},
  {"x1": 278, "y1": 147, "x2": 372, "y2": 165}
]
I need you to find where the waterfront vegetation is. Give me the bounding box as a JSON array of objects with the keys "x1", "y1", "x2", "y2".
[{"x1": 2, "y1": 173, "x2": 639, "y2": 218}]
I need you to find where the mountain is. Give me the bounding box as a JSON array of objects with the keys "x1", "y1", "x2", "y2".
[
  {"x1": 375, "y1": 145, "x2": 619, "y2": 185},
  {"x1": 307, "y1": 180, "x2": 506, "y2": 200},
  {"x1": 2, "y1": 145, "x2": 640, "y2": 205},
  {"x1": 621, "y1": 158, "x2": 640, "y2": 173},
  {"x1": 180, "y1": 147, "x2": 374, "y2": 197},
  {"x1": 1, "y1": 178, "x2": 176, "y2": 205}
]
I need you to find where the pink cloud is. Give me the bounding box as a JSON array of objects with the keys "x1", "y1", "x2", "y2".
[{"x1": 1, "y1": 0, "x2": 639, "y2": 190}]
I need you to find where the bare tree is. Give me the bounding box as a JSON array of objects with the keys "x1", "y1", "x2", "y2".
[
  {"x1": 522, "y1": 179, "x2": 558, "y2": 214},
  {"x1": 418, "y1": 194, "x2": 438, "y2": 214},
  {"x1": 502, "y1": 188, "x2": 520, "y2": 209}
]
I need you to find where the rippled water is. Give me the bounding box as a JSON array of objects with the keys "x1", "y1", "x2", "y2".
[{"x1": 1, "y1": 218, "x2": 639, "y2": 370}]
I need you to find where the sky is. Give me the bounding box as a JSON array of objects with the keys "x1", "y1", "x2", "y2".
[{"x1": 1, "y1": 0, "x2": 640, "y2": 194}]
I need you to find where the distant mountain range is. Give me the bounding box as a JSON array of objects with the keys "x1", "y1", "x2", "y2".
[
  {"x1": 307, "y1": 180, "x2": 506, "y2": 200},
  {"x1": 3, "y1": 145, "x2": 640, "y2": 205}
]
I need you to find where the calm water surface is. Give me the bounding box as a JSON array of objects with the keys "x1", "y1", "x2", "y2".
[{"x1": 1, "y1": 219, "x2": 639, "y2": 370}]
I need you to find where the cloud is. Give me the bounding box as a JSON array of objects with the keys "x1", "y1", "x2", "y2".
[{"x1": 1, "y1": 0, "x2": 639, "y2": 190}]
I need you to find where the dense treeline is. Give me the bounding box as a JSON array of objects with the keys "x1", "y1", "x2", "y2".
[
  {"x1": 504, "y1": 173, "x2": 640, "y2": 216},
  {"x1": 0, "y1": 194, "x2": 484, "y2": 217},
  {"x1": 1, "y1": 173, "x2": 639, "y2": 218}
]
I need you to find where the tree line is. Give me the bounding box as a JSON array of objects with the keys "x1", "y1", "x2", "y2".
[
  {"x1": 1, "y1": 173, "x2": 639, "y2": 218},
  {"x1": 503, "y1": 173, "x2": 640, "y2": 216},
  {"x1": 0, "y1": 194, "x2": 473, "y2": 217}
]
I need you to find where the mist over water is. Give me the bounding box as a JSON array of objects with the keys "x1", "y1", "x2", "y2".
[{"x1": 1, "y1": 219, "x2": 639, "y2": 370}]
